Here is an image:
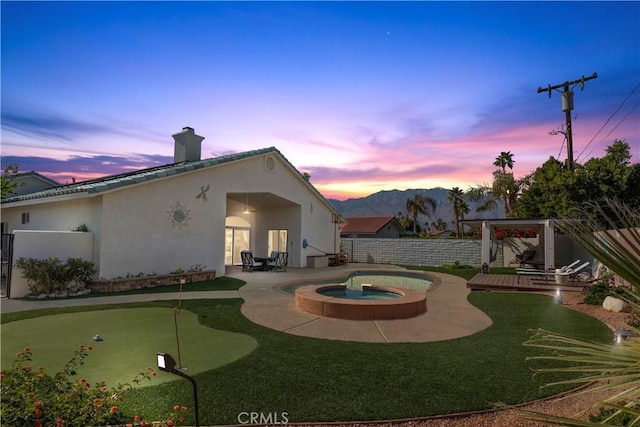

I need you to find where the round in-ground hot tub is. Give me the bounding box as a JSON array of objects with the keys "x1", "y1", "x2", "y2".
[{"x1": 295, "y1": 284, "x2": 427, "y2": 320}]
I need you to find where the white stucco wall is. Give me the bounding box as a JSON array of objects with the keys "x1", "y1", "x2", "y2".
[
  {"x1": 10, "y1": 230, "x2": 94, "y2": 298},
  {"x1": 220, "y1": 154, "x2": 337, "y2": 267},
  {"x1": 99, "y1": 171, "x2": 225, "y2": 278}
]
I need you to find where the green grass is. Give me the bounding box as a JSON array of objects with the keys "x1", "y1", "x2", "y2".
[
  {"x1": 0, "y1": 307, "x2": 257, "y2": 387},
  {"x1": 407, "y1": 265, "x2": 516, "y2": 280},
  {"x1": 1, "y1": 290, "x2": 612, "y2": 425}
]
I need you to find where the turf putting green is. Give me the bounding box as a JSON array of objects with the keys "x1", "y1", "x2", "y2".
[{"x1": 1, "y1": 307, "x2": 257, "y2": 388}]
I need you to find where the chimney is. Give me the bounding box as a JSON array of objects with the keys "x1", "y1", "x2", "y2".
[{"x1": 172, "y1": 126, "x2": 204, "y2": 162}]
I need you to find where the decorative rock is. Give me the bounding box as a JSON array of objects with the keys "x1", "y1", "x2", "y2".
[{"x1": 603, "y1": 296, "x2": 627, "y2": 313}]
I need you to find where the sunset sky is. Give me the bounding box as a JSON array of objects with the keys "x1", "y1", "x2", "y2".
[{"x1": 1, "y1": 1, "x2": 638, "y2": 200}]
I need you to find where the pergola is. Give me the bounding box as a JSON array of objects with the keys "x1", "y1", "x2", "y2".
[{"x1": 462, "y1": 218, "x2": 556, "y2": 272}]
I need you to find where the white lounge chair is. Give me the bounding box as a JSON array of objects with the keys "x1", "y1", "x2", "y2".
[
  {"x1": 515, "y1": 259, "x2": 581, "y2": 274},
  {"x1": 517, "y1": 261, "x2": 590, "y2": 284}
]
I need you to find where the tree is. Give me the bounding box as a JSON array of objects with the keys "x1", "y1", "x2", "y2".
[
  {"x1": 516, "y1": 157, "x2": 573, "y2": 218},
  {"x1": 493, "y1": 151, "x2": 515, "y2": 173},
  {"x1": 1, "y1": 162, "x2": 24, "y2": 198},
  {"x1": 448, "y1": 187, "x2": 465, "y2": 237},
  {"x1": 518, "y1": 140, "x2": 638, "y2": 218},
  {"x1": 469, "y1": 151, "x2": 524, "y2": 218},
  {"x1": 405, "y1": 194, "x2": 436, "y2": 236},
  {"x1": 430, "y1": 218, "x2": 447, "y2": 232}
]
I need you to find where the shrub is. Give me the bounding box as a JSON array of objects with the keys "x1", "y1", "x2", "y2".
[
  {"x1": 15, "y1": 257, "x2": 96, "y2": 295},
  {"x1": 440, "y1": 261, "x2": 474, "y2": 269},
  {"x1": 582, "y1": 273, "x2": 627, "y2": 306},
  {"x1": 0, "y1": 346, "x2": 186, "y2": 427},
  {"x1": 589, "y1": 402, "x2": 634, "y2": 425}
]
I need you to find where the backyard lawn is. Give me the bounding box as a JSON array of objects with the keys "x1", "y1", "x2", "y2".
[{"x1": 1, "y1": 280, "x2": 612, "y2": 425}]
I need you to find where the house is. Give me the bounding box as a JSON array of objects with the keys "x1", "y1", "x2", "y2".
[
  {"x1": 340, "y1": 216, "x2": 405, "y2": 238},
  {"x1": 1, "y1": 127, "x2": 343, "y2": 295},
  {"x1": 5, "y1": 171, "x2": 60, "y2": 197}
]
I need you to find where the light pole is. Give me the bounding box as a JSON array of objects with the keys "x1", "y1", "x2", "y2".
[{"x1": 157, "y1": 352, "x2": 200, "y2": 427}]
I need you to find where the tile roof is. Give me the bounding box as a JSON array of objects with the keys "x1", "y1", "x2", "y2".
[
  {"x1": 340, "y1": 216, "x2": 400, "y2": 234},
  {"x1": 1, "y1": 147, "x2": 329, "y2": 207}
]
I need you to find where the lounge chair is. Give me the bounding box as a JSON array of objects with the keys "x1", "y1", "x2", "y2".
[
  {"x1": 515, "y1": 259, "x2": 581, "y2": 274},
  {"x1": 517, "y1": 261, "x2": 590, "y2": 284},
  {"x1": 515, "y1": 250, "x2": 536, "y2": 267}
]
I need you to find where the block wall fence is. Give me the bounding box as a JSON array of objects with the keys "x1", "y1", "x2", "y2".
[{"x1": 340, "y1": 238, "x2": 500, "y2": 267}]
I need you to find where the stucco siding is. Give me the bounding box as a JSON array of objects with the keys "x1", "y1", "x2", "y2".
[
  {"x1": 1, "y1": 149, "x2": 340, "y2": 280},
  {"x1": 99, "y1": 170, "x2": 223, "y2": 278}
]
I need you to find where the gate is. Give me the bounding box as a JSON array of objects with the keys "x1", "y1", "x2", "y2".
[{"x1": 1, "y1": 234, "x2": 14, "y2": 298}]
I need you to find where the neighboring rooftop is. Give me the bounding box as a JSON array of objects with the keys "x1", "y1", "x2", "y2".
[{"x1": 340, "y1": 216, "x2": 402, "y2": 234}]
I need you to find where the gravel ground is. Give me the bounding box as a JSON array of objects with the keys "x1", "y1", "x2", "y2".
[{"x1": 297, "y1": 290, "x2": 633, "y2": 427}]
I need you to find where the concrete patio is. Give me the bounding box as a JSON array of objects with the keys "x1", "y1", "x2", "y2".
[{"x1": 1, "y1": 264, "x2": 494, "y2": 344}]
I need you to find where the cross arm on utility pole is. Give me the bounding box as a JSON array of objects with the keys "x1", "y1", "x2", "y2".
[{"x1": 537, "y1": 72, "x2": 598, "y2": 96}]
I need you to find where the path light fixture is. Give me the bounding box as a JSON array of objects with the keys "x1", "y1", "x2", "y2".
[
  {"x1": 157, "y1": 352, "x2": 200, "y2": 427},
  {"x1": 554, "y1": 288, "x2": 562, "y2": 304}
]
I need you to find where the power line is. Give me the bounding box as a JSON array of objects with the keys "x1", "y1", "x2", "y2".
[
  {"x1": 581, "y1": 101, "x2": 640, "y2": 160},
  {"x1": 537, "y1": 72, "x2": 598, "y2": 171},
  {"x1": 576, "y1": 82, "x2": 640, "y2": 162}
]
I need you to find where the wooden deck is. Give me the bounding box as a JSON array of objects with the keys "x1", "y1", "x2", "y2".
[{"x1": 466, "y1": 273, "x2": 590, "y2": 292}]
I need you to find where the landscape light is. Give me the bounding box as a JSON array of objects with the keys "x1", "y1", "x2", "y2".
[{"x1": 156, "y1": 352, "x2": 200, "y2": 427}]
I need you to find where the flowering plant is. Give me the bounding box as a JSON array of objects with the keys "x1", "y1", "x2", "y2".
[{"x1": 0, "y1": 345, "x2": 186, "y2": 427}]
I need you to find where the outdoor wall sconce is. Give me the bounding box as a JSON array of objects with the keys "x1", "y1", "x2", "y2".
[{"x1": 157, "y1": 352, "x2": 200, "y2": 427}]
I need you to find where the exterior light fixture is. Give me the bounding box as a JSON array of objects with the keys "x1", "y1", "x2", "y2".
[
  {"x1": 614, "y1": 329, "x2": 633, "y2": 345},
  {"x1": 244, "y1": 194, "x2": 250, "y2": 213},
  {"x1": 554, "y1": 288, "x2": 562, "y2": 304},
  {"x1": 157, "y1": 352, "x2": 200, "y2": 426}
]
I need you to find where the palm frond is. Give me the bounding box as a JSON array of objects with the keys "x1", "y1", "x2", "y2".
[{"x1": 521, "y1": 198, "x2": 640, "y2": 424}]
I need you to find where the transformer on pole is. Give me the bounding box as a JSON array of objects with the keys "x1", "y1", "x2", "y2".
[{"x1": 537, "y1": 72, "x2": 598, "y2": 171}]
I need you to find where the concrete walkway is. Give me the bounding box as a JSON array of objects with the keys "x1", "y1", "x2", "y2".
[{"x1": 1, "y1": 264, "x2": 493, "y2": 343}]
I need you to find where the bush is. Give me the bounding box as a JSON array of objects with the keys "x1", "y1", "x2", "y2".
[
  {"x1": 0, "y1": 346, "x2": 186, "y2": 427},
  {"x1": 583, "y1": 273, "x2": 625, "y2": 305},
  {"x1": 589, "y1": 402, "x2": 634, "y2": 425},
  {"x1": 15, "y1": 257, "x2": 96, "y2": 295},
  {"x1": 440, "y1": 261, "x2": 474, "y2": 269}
]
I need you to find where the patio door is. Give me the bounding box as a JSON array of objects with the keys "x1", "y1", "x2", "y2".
[
  {"x1": 225, "y1": 228, "x2": 250, "y2": 265},
  {"x1": 268, "y1": 229, "x2": 288, "y2": 254}
]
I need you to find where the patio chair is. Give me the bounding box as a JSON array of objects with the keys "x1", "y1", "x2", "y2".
[
  {"x1": 240, "y1": 251, "x2": 265, "y2": 272},
  {"x1": 267, "y1": 251, "x2": 288, "y2": 272}
]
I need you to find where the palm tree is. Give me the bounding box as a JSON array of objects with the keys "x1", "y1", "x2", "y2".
[
  {"x1": 522, "y1": 199, "x2": 640, "y2": 425},
  {"x1": 468, "y1": 152, "x2": 526, "y2": 218},
  {"x1": 406, "y1": 194, "x2": 436, "y2": 236},
  {"x1": 493, "y1": 151, "x2": 515, "y2": 173},
  {"x1": 430, "y1": 218, "x2": 447, "y2": 232},
  {"x1": 448, "y1": 187, "x2": 465, "y2": 237}
]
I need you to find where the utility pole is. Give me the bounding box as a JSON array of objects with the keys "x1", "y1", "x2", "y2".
[{"x1": 537, "y1": 72, "x2": 598, "y2": 171}]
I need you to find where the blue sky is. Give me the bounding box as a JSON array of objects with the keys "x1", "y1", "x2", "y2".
[{"x1": 2, "y1": 1, "x2": 638, "y2": 200}]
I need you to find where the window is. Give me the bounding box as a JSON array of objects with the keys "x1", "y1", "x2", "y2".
[
  {"x1": 21, "y1": 212, "x2": 30, "y2": 224},
  {"x1": 268, "y1": 229, "x2": 288, "y2": 253}
]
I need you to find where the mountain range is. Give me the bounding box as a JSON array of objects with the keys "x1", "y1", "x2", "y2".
[{"x1": 328, "y1": 188, "x2": 504, "y2": 231}]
